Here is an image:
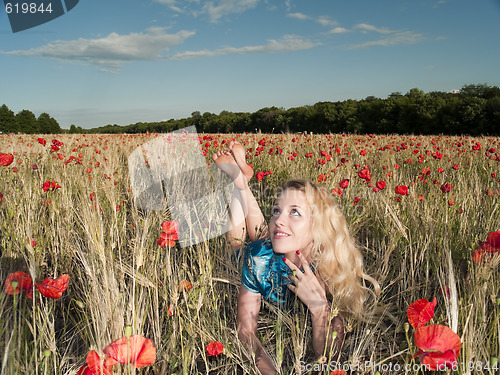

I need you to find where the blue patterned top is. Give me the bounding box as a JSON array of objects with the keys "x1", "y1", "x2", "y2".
[{"x1": 241, "y1": 238, "x2": 295, "y2": 305}]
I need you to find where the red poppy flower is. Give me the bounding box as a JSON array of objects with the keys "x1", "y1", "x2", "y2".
[
  {"x1": 339, "y1": 179, "x2": 349, "y2": 188},
  {"x1": 36, "y1": 274, "x2": 69, "y2": 299},
  {"x1": 161, "y1": 220, "x2": 179, "y2": 235},
  {"x1": 178, "y1": 280, "x2": 193, "y2": 292},
  {"x1": 329, "y1": 371, "x2": 346, "y2": 375},
  {"x1": 357, "y1": 169, "x2": 371, "y2": 182},
  {"x1": 376, "y1": 180, "x2": 386, "y2": 190},
  {"x1": 407, "y1": 297, "x2": 437, "y2": 328},
  {"x1": 80, "y1": 350, "x2": 116, "y2": 375},
  {"x1": 440, "y1": 183, "x2": 453, "y2": 194},
  {"x1": 255, "y1": 171, "x2": 265, "y2": 182},
  {"x1": 5, "y1": 271, "x2": 32, "y2": 295},
  {"x1": 395, "y1": 185, "x2": 409, "y2": 195},
  {"x1": 479, "y1": 231, "x2": 500, "y2": 253},
  {"x1": 37, "y1": 138, "x2": 47, "y2": 146},
  {"x1": 205, "y1": 341, "x2": 224, "y2": 356},
  {"x1": 473, "y1": 248, "x2": 485, "y2": 263},
  {"x1": 412, "y1": 325, "x2": 461, "y2": 371},
  {"x1": 157, "y1": 220, "x2": 180, "y2": 247},
  {"x1": 42, "y1": 181, "x2": 61, "y2": 192},
  {"x1": 103, "y1": 335, "x2": 156, "y2": 368},
  {"x1": 0, "y1": 153, "x2": 14, "y2": 166},
  {"x1": 332, "y1": 187, "x2": 343, "y2": 196}
]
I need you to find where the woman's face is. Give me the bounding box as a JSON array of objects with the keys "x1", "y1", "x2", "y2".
[{"x1": 269, "y1": 188, "x2": 314, "y2": 257}]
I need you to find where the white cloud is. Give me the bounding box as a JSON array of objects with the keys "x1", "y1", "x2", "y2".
[
  {"x1": 155, "y1": 0, "x2": 260, "y2": 22},
  {"x1": 354, "y1": 23, "x2": 392, "y2": 34},
  {"x1": 316, "y1": 16, "x2": 337, "y2": 27},
  {"x1": 329, "y1": 27, "x2": 350, "y2": 34},
  {"x1": 287, "y1": 12, "x2": 309, "y2": 20},
  {"x1": 1, "y1": 28, "x2": 195, "y2": 69},
  {"x1": 171, "y1": 34, "x2": 319, "y2": 59},
  {"x1": 202, "y1": 0, "x2": 259, "y2": 22},
  {"x1": 349, "y1": 30, "x2": 425, "y2": 49},
  {"x1": 324, "y1": 21, "x2": 425, "y2": 48}
]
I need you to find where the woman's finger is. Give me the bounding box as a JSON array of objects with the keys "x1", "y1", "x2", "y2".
[{"x1": 295, "y1": 250, "x2": 314, "y2": 275}]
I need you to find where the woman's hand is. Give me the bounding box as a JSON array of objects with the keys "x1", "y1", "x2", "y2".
[
  {"x1": 283, "y1": 251, "x2": 329, "y2": 315},
  {"x1": 283, "y1": 251, "x2": 344, "y2": 358}
]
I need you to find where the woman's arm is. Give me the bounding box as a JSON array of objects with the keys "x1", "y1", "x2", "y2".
[
  {"x1": 237, "y1": 285, "x2": 276, "y2": 374},
  {"x1": 309, "y1": 304, "x2": 345, "y2": 359}
]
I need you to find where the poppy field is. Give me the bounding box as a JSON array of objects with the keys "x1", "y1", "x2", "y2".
[{"x1": 1, "y1": 131, "x2": 499, "y2": 374}]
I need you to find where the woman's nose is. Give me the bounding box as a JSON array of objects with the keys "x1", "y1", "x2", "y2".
[{"x1": 274, "y1": 212, "x2": 286, "y2": 227}]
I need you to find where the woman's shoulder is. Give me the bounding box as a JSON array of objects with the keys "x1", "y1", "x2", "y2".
[{"x1": 245, "y1": 238, "x2": 273, "y2": 258}]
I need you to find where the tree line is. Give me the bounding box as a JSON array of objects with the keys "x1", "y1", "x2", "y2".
[
  {"x1": 0, "y1": 105, "x2": 62, "y2": 134},
  {"x1": 2, "y1": 84, "x2": 499, "y2": 135}
]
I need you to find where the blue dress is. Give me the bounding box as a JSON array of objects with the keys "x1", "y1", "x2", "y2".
[{"x1": 241, "y1": 238, "x2": 295, "y2": 306}]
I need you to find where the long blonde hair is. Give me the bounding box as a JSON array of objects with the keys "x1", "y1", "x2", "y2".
[{"x1": 279, "y1": 179, "x2": 380, "y2": 316}]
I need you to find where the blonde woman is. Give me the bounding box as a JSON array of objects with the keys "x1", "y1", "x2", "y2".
[{"x1": 212, "y1": 141, "x2": 379, "y2": 374}]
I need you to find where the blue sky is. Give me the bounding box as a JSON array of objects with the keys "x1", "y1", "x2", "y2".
[{"x1": 1, "y1": 0, "x2": 499, "y2": 129}]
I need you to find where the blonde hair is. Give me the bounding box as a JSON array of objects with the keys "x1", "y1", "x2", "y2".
[{"x1": 279, "y1": 179, "x2": 380, "y2": 316}]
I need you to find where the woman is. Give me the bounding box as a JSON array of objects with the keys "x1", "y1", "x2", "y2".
[{"x1": 213, "y1": 141, "x2": 379, "y2": 374}]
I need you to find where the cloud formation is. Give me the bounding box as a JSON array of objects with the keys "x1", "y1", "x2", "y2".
[
  {"x1": 171, "y1": 34, "x2": 319, "y2": 59},
  {"x1": 1, "y1": 27, "x2": 195, "y2": 69},
  {"x1": 349, "y1": 30, "x2": 425, "y2": 49},
  {"x1": 154, "y1": 0, "x2": 259, "y2": 22}
]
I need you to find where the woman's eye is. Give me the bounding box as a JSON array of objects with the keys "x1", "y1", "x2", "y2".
[
  {"x1": 271, "y1": 207, "x2": 280, "y2": 215},
  {"x1": 290, "y1": 209, "x2": 301, "y2": 217}
]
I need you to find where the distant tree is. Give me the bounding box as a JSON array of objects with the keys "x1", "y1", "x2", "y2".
[
  {"x1": 461, "y1": 83, "x2": 500, "y2": 99},
  {"x1": 38, "y1": 112, "x2": 61, "y2": 134},
  {"x1": 0, "y1": 104, "x2": 19, "y2": 133},
  {"x1": 16, "y1": 109, "x2": 38, "y2": 133}
]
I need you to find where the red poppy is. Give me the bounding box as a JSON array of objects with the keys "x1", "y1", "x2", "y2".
[
  {"x1": 157, "y1": 220, "x2": 180, "y2": 247},
  {"x1": 161, "y1": 220, "x2": 179, "y2": 235},
  {"x1": 473, "y1": 248, "x2": 485, "y2": 263},
  {"x1": 36, "y1": 274, "x2": 69, "y2": 299},
  {"x1": 255, "y1": 171, "x2": 265, "y2": 182},
  {"x1": 178, "y1": 280, "x2": 193, "y2": 292},
  {"x1": 329, "y1": 371, "x2": 346, "y2": 375},
  {"x1": 332, "y1": 187, "x2": 343, "y2": 196},
  {"x1": 440, "y1": 183, "x2": 453, "y2": 194},
  {"x1": 80, "y1": 350, "x2": 116, "y2": 375},
  {"x1": 205, "y1": 341, "x2": 224, "y2": 356},
  {"x1": 407, "y1": 297, "x2": 437, "y2": 328},
  {"x1": 479, "y1": 231, "x2": 500, "y2": 253},
  {"x1": 339, "y1": 179, "x2": 349, "y2": 188},
  {"x1": 37, "y1": 138, "x2": 47, "y2": 146},
  {"x1": 0, "y1": 153, "x2": 14, "y2": 166},
  {"x1": 103, "y1": 335, "x2": 156, "y2": 368},
  {"x1": 5, "y1": 271, "x2": 32, "y2": 295},
  {"x1": 376, "y1": 180, "x2": 386, "y2": 190},
  {"x1": 0, "y1": 191, "x2": 3, "y2": 202},
  {"x1": 42, "y1": 181, "x2": 61, "y2": 192},
  {"x1": 395, "y1": 185, "x2": 409, "y2": 195},
  {"x1": 412, "y1": 325, "x2": 461, "y2": 371},
  {"x1": 357, "y1": 169, "x2": 371, "y2": 182}
]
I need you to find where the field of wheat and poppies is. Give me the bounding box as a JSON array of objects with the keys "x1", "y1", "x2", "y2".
[{"x1": 0, "y1": 131, "x2": 499, "y2": 375}]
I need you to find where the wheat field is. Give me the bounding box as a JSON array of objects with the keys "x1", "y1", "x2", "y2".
[{"x1": 0, "y1": 131, "x2": 499, "y2": 374}]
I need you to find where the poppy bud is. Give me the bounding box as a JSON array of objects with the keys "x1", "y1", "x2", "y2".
[{"x1": 124, "y1": 326, "x2": 133, "y2": 338}]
